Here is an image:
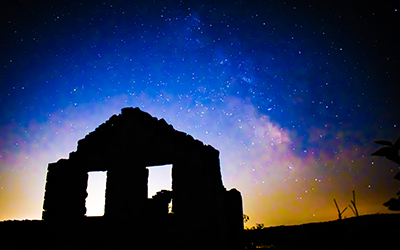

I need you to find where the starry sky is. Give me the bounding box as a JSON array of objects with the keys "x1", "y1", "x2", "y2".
[{"x1": 1, "y1": 0, "x2": 399, "y2": 226}]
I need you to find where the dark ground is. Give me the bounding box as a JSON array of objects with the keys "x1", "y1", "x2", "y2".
[
  {"x1": 0, "y1": 216, "x2": 178, "y2": 249},
  {"x1": 0, "y1": 213, "x2": 399, "y2": 249},
  {"x1": 243, "y1": 213, "x2": 400, "y2": 249}
]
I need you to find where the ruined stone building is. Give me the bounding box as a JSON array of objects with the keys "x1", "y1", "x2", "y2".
[{"x1": 42, "y1": 107, "x2": 243, "y2": 249}]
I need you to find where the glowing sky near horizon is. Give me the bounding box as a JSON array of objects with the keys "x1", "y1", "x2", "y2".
[{"x1": 1, "y1": 0, "x2": 399, "y2": 226}]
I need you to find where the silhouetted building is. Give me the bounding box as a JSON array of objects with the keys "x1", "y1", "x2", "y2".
[{"x1": 42, "y1": 107, "x2": 243, "y2": 250}]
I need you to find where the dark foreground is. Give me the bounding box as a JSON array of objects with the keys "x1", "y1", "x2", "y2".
[
  {"x1": 0, "y1": 216, "x2": 179, "y2": 250},
  {"x1": 1, "y1": 213, "x2": 399, "y2": 249},
  {"x1": 244, "y1": 213, "x2": 400, "y2": 249}
]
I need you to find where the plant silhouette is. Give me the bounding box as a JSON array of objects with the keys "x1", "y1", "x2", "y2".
[
  {"x1": 243, "y1": 214, "x2": 250, "y2": 224},
  {"x1": 348, "y1": 190, "x2": 359, "y2": 217},
  {"x1": 371, "y1": 136, "x2": 400, "y2": 210},
  {"x1": 334, "y1": 199, "x2": 347, "y2": 220}
]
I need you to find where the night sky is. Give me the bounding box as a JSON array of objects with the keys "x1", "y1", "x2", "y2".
[{"x1": 1, "y1": 0, "x2": 399, "y2": 226}]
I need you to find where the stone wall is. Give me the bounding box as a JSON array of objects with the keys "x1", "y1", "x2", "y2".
[
  {"x1": 42, "y1": 159, "x2": 87, "y2": 220},
  {"x1": 42, "y1": 107, "x2": 243, "y2": 250}
]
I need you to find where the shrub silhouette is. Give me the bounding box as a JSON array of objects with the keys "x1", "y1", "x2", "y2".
[
  {"x1": 246, "y1": 223, "x2": 265, "y2": 230},
  {"x1": 243, "y1": 214, "x2": 250, "y2": 224},
  {"x1": 371, "y1": 136, "x2": 400, "y2": 210}
]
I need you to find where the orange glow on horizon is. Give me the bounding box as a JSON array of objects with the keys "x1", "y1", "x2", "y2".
[{"x1": 1, "y1": 97, "x2": 399, "y2": 227}]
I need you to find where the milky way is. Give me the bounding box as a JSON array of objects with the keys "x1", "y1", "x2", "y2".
[{"x1": 1, "y1": 0, "x2": 399, "y2": 226}]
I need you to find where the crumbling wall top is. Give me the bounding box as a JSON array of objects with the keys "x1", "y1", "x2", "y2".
[{"x1": 65, "y1": 107, "x2": 219, "y2": 171}]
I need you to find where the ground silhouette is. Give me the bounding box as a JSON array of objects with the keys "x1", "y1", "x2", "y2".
[
  {"x1": 243, "y1": 213, "x2": 400, "y2": 249},
  {"x1": 1, "y1": 213, "x2": 399, "y2": 249}
]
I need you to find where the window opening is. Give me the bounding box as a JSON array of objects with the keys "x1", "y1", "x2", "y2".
[{"x1": 147, "y1": 164, "x2": 173, "y2": 213}]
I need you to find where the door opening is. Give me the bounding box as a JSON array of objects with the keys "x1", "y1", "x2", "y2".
[{"x1": 86, "y1": 171, "x2": 107, "y2": 216}]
